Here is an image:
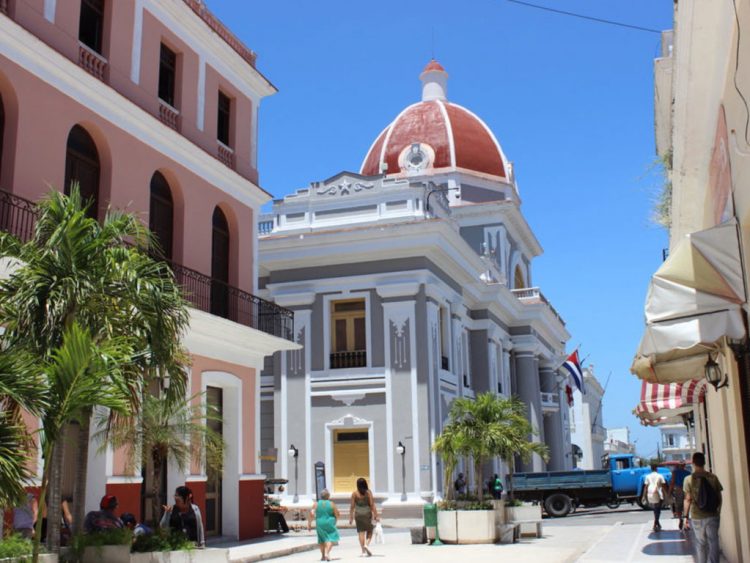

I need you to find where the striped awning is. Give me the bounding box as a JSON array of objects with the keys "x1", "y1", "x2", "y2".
[{"x1": 635, "y1": 378, "x2": 707, "y2": 422}]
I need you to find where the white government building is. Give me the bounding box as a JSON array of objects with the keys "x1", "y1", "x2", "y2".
[
  {"x1": 258, "y1": 61, "x2": 574, "y2": 507},
  {"x1": 569, "y1": 367, "x2": 607, "y2": 469}
]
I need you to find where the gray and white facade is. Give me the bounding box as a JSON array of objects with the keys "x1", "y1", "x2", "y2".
[
  {"x1": 258, "y1": 62, "x2": 573, "y2": 506},
  {"x1": 569, "y1": 367, "x2": 607, "y2": 469}
]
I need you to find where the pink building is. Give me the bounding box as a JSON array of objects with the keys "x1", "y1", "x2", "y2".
[{"x1": 0, "y1": 0, "x2": 297, "y2": 540}]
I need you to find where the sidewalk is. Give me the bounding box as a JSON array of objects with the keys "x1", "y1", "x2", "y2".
[
  {"x1": 578, "y1": 518, "x2": 693, "y2": 562},
  {"x1": 215, "y1": 516, "x2": 698, "y2": 563}
]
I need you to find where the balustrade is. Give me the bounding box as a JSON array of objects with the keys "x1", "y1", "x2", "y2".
[
  {"x1": 78, "y1": 43, "x2": 108, "y2": 81},
  {"x1": 330, "y1": 350, "x2": 367, "y2": 369}
]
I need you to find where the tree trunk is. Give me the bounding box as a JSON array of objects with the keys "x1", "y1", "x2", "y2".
[
  {"x1": 32, "y1": 445, "x2": 51, "y2": 563},
  {"x1": 72, "y1": 412, "x2": 92, "y2": 534},
  {"x1": 475, "y1": 457, "x2": 484, "y2": 503},
  {"x1": 45, "y1": 439, "x2": 64, "y2": 553},
  {"x1": 151, "y1": 450, "x2": 163, "y2": 528}
]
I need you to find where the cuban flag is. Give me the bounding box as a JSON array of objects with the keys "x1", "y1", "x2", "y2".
[{"x1": 561, "y1": 350, "x2": 585, "y2": 394}]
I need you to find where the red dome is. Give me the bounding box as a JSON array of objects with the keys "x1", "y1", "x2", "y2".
[
  {"x1": 360, "y1": 99, "x2": 508, "y2": 178},
  {"x1": 422, "y1": 59, "x2": 446, "y2": 73}
]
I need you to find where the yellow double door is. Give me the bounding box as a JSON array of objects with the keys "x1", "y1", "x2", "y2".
[{"x1": 332, "y1": 429, "x2": 370, "y2": 493}]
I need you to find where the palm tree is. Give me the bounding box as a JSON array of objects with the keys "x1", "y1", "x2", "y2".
[
  {"x1": 0, "y1": 350, "x2": 47, "y2": 507},
  {"x1": 0, "y1": 187, "x2": 190, "y2": 552},
  {"x1": 94, "y1": 392, "x2": 225, "y2": 525},
  {"x1": 433, "y1": 393, "x2": 548, "y2": 502},
  {"x1": 31, "y1": 323, "x2": 133, "y2": 562}
]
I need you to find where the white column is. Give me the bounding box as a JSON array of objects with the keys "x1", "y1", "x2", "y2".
[
  {"x1": 196, "y1": 56, "x2": 206, "y2": 131},
  {"x1": 130, "y1": 0, "x2": 144, "y2": 84},
  {"x1": 43, "y1": 0, "x2": 56, "y2": 22}
]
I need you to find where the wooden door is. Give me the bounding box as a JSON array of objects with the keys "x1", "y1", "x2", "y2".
[
  {"x1": 205, "y1": 386, "x2": 223, "y2": 536},
  {"x1": 333, "y1": 429, "x2": 369, "y2": 493}
]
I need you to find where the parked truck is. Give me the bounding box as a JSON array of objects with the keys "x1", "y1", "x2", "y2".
[{"x1": 508, "y1": 453, "x2": 672, "y2": 517}]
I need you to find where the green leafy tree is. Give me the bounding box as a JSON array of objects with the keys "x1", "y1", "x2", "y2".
[
  {"x1": 0, "y1": 350, "x2": 47, "y2": 507},
  {"x1": 31, "y1": 323, "x2": 133, "y2": 562},
  {"x1": 0, "y1": 187, "x2": 190, "y2": 556},
  {"x1": 433, "y1": 393, "x2": 549, "y2": 502},
  {"x1": 94, "y1": 392, "x2": 225, "y2": 526}
]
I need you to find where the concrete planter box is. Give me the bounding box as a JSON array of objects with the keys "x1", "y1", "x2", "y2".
[
  {"x1": 436, "y1": 510, "x2": 457, "y2": 543},
  {"x1": 131, "y1": 550, "x2": 228, "y2": 563},
  {"x1": 0, "y1": 556, "x2": 57, "y2": 563},
  {"x1": 437, "y1": 510, "x2": 496, "y2": 544},
  {"x1": 83, "y1": 545, "x2": 131, "y2": 563},
  {"x1": 82, "y1": 547, "x2": 228, "y2": 563}
]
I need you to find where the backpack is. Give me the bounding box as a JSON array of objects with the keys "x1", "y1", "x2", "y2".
[{"x1": 695, "y1": 475, "x2": 720, "y2": 513}]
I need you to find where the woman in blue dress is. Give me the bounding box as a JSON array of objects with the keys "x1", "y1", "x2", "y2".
[{"x1": 308, "y1": 489, "x2": 340, "y2": 561}]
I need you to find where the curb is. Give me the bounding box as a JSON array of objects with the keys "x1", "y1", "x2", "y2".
[{"x1": 229, "y1": 542, "x2": 319, "y2": 563}]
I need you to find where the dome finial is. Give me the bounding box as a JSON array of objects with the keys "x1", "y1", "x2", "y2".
[{"x1": 420, "y1": 59, "x2": 448, "y2": 102}]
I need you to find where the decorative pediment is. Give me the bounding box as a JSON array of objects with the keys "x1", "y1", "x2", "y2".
[
  {"x1": 315, "y1": 178, "x2": 375, "y2": 196},
  {"x1": 328, "y1": 413, "x2": 371, "y2": 427}
]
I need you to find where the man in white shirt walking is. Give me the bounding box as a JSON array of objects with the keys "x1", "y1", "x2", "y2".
[{"x1": 644, "y1": 463, "x2": 667, "y2": 532}]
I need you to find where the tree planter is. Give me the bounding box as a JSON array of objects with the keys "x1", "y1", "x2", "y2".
[
  {"x1": 81, "y1": 547, "x2": 229, "y2": 563},
  {"x1": 0, "y1": 556, "x2": 57, "y2": 563},
  {"x1": 83, "y1": 545, "x2": 130, "y2": 563},
  {"x1": 131, "y1": 550, "x2": 229, "y2": 563},
  {"x1": 437, "y1": 510, "x2": 496, "y2": 544}
]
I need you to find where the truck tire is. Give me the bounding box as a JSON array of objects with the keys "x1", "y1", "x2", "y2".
[
  {"x1": 544, "y1": 493, "x2": 572, "y2": 517},
  {"x1": 606, "y1": 499, "x2": 621, "y2": 509}
]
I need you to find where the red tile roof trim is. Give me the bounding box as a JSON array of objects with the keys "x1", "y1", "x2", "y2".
[{"x1": 182, "y1": 0, "x2": 257, "y2": 67}]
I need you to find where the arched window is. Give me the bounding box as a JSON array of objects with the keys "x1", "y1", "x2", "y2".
[
  {"x1": 149, "y1": 172, "x2": 174, "y2": 261},
  {"x1": 64, "y1": 125, "x2": 100, "y2": 220},
  {"x1": 514, "y1": 265, "x2": 526, "y2": 290},
  {"x1": 211, "y1": 207, "x2": 230, "y2": 318}
]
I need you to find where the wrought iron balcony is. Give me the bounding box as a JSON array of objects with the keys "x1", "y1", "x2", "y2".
[
  {"x1": 0, "y1": 189, "x2": 36, "y2": 242},
  {"x1": 0, "y1": 189, "x2": 293, "y2": 340},
  {"x1": 330, "y1": 350, "x2": 367, "y2": 369}
]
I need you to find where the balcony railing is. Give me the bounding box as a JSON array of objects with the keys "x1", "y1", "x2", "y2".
[
  {"x1": 218, "y1": 142, "x2": 235, "y2": 170},
  {"x1": 159, "y1": 101, "x2": 180, "y2": 132},
  {"x1": 0, "y1": 189, "x2": 36, "y2": 242},
  {"x1": 0, "y1": 189, "x2": 293, "y2": 341},
  {"x1": 330, "y1": 350, "x2": 366, "y2": 369},
  {"x1": 78, "y1": 43, "x2": 108, "y2": 82},
  {"x1": 511, "y1": 287, "x2": 566, "y2": 326}
]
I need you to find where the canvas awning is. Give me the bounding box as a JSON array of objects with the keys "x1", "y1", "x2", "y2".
[
  {"x1": 631, "y1": 219, "x2": 747, "y2": 383},
  {"x1": 634, "y1": 379, "x2": 707, "y2": 423}
]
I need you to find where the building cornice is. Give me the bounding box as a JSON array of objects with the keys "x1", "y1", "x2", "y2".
[{"x1": 0, "y1": 16, "x2": 272, "y2": 208}]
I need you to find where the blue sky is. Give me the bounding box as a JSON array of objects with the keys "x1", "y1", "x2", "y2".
[{"x1": 208, "y1": 0, "x2": 674, "y2": 458}]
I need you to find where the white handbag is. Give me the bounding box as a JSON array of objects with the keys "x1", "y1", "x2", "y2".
[{"x1": 373, "y1": 522, "x2": 385, "y2": 544}]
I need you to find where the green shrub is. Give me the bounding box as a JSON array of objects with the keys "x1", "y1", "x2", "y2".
[
  {"x1": 505, "y1": 498, "x2": 524, "y2": 507},
  {"x1": 436, "y1": 499, "x2": 493, "y2": 511},
  {"x1": 0, "y1": 534, "x2": 33, "y2": 559},
  {"x1": 131, "y1": 529, "x2": 194, "y2": 553}
]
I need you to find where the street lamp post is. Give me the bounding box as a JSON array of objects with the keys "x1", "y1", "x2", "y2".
[
  {"x1": 288, "y1": 444, "x2": 299, "y2": 503},
  {"x1": 396, "y1": 441, "x2": 406, "y2": 502}
]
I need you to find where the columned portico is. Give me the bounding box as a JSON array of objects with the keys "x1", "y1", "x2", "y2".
[{"x1": 513, "y1": 346, "x2": 545, "y2": 472}]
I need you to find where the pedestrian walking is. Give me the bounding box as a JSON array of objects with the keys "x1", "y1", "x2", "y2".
[
  {"x1": 160, "y1": 486, "x2": 205, "y2": 547},
  {"x1": 308, "y1": 489, "x2": 340, "y2": 562},
  {"x1": 491, "y1": 473, "x2": 504, "y2": 500},
  {"x1": 684, "y1": 452, "x2": 722, "y2": 563},
  {"x1": 643, "y1": 463, "x2": 667, "y2": 532},
  {"x1": 669, "y1": 462, "x2": 690, "y2": 530},
  {"x1": 454, "y1": 472, "x2": 466, "y2": 496},
  {"x1": 349, "y1": 477, "x2": 378, "y2": 557}
]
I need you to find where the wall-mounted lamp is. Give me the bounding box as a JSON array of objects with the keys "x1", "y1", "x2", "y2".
[{"x1": 704, "y1": 353, "x2": 729, "y2": 390}]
